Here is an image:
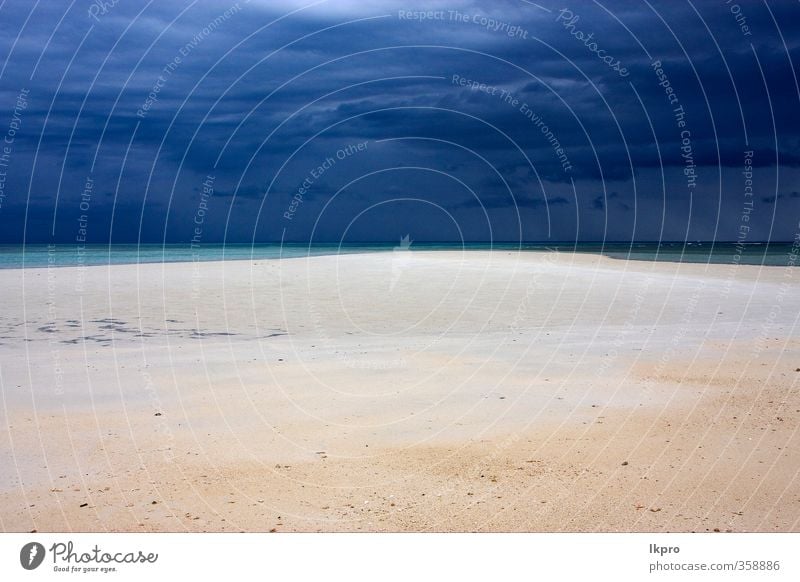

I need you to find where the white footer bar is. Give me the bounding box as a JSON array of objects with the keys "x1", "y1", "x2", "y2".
[{"x1": 1, "y1": 533, "x2": 796, "y2": 581}]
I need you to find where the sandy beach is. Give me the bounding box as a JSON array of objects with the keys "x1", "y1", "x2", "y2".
[{"x1": 0, "y1": 250, "x2": 798, "y2": 532}]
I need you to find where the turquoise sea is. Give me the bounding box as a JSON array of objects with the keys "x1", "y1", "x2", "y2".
[{"x1": 0, "y1": 242, "x2": 797, "y2": 270}]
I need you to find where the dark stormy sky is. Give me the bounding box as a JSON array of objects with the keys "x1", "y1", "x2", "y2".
[{"x1": 0, "y1": 0, "x2": 798, "y2": 244}]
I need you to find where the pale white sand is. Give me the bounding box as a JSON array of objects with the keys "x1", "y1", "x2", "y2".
[{"x1": 1, "y1": 250, "x2": 799, "y2": 531}]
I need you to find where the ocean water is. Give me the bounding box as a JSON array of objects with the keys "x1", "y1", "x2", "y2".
[{"x1": 0, "y1": 242, "x2": 797, "y2": 269}]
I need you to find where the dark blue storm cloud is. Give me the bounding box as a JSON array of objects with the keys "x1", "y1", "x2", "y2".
[{"x1": 0, "y1": 0, "x2": 798, "y2": 243}]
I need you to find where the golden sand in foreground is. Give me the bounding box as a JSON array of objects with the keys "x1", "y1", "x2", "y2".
[{"x1": 0, "y1": 251, "x2": 798, "y2": 532}]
